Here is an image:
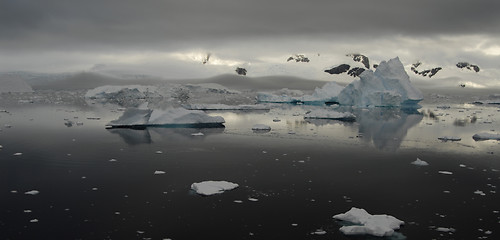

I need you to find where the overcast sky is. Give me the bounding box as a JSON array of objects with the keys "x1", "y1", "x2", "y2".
[{"x1": 1, "y1": 0, "x2": 500, "y2": 87}]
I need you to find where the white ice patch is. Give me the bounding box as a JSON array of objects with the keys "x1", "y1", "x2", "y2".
[
  {"x1": 438, "y1": 171, "x2": 453, "y2": 175},
  {"x1": 338, "y1": 57, "x2": 423, "y2": 107},
  {"x1": 191, "y1": 181, "x2": 239, "y2": 196},
  {"x1": 154, "y1": 171, "x2": 166, "y2": 175},
  {"x1": 304, "y1": 109, "x2": 355, "y2": 121},
  {"x1": 25, "y1": 190, "x2": 40, "y2": 195},
  {"x1": 191, "y1": 132, "x2": 204, "y2": 136},
  {"x1": 411, "y1": 158, "x2": 429, "y2": 166},
  {"x1": 257, "y1": 82, "x2": 344, "y2": 104},
  {"x1": 85, "y1": 85, "x2": 158, "y2": 99},
  {"x1": 333, "y1": 207, "x2": 404, "y2": 237},
  {"x1": 472, "y1": 132, "x2": 500, "y2": 141}
]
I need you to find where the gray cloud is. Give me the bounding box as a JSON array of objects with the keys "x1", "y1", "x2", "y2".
[{"x1": 2, "y1": 0, "x2": 500, "y2": 52}]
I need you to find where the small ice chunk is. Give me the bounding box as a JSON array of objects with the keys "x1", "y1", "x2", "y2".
[
  {"x1": 24, "y1": 209, "x2": 32, "y2": 213},
  {"x1": 13, "y1": 152, "x2": 23, "y2": 156},
  {"x1": 411, "y1": 158, "x2": 429, "y2": 166},
  {"x1": 233, "y1": 200, "x2": 243, "y2": 203},
  {"x1": 474, "y1": 190, "x2": 486, "y2": 196},
  {"x1": 436, "y1": 227, "x2": 455, "y2": 233},
  {"x1": 248, "y1": 198, "x2": 259, "y2": 202},
  {"x1": 333, "y1": 207, "x2": 404, "y2": 237},
  {"x1": 438, "y1": 136, "x2": 461, "y2": 141},
  {"x1": 438, "y1": 171, "x2": 453, "y2": 175},
  {"x1": 29, "y1": 219, "x2": 39, "y2": 223},
  {"x1": 109, "y1": 158, "x2": 117, "y2": 162},
  {"x1": 472, "y1": 132, "x2": 500, "y2": 141},
  {"x1": 0, "y1": 145, "x2": 3, "y2": 149},
  {"x1": 155, "y1": 151, "x2": 163, "y2": 154},
  {"x1": 154, "y1": 170, "x2": 166, "y2": 175},
  {"x1": 190, "y1": 181, "x2": 239, "y2": 196},
  {"x1": 25, "y1": 190, "x2": 39, "y2": 195},
  {"x1": 191, "y1": 132, "x2": 204, "y2": 136},
  {"x1": 311, "y1": 229, "x2": 327, "y2": 235},
  {"x1": 252, "y1": 124, "x2": 271, "y2": 131}
]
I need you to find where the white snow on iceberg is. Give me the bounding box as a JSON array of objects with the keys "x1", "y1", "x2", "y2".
[
  {"x1": 333, "y1": 207, "x2": 404, "y2": 237},
  {"x1": 85, "y1": 85, "x2": 158, "y2": 99},
  {"x1": 472, "y1": 132, "x2": 500, "y2": 141},
  {"x1": 107, "y1": 107, "x2": 225, "y2": 128},
  {"x1": 304, "y1": 109, "x2": 355, "y2": 121},
  {"x1": 338, "y1": 57, "x2": 423, "y2": 107},
  {"x1": 191, "y1": 181, "x2": 239, "y2": 196}
]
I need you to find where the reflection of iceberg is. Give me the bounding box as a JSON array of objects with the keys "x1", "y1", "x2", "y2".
[
  {"x1": 108, "y1": 128, "x2": 153, "y2": 145},
  {"x1": 107, "y1": 108, "x2": 225, "y2": 128},
  {"x1": 108, "y1": 127, "x2": 224, "y2": 145},
  {"x1": 357, "y1": 108, "x2": 423, "y2": 151}
]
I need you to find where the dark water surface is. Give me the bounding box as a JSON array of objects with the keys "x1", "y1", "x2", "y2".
[{"x1": 1, "y1": 103, "x2": 499, "y2": 239}]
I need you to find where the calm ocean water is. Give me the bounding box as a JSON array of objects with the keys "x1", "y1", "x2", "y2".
[{"x1": 1, "y1": 101, "x2": 499, "y2": 239}]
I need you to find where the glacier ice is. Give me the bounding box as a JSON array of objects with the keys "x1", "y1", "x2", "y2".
[
  {"x1": 191, "y1": 181, "x2": 239, "y2": 196},
  {"x1": 257, "y1": 81, "x2": 343, "y2": 104},
  {"x1": 333, "y1": 207, "x2": 404, "y2": 237},
  {"x1": 338, "y1": 57, "x2": 423, "y2": 107},
  {"x1": 107, "y1": 107, "x2": 225, "y2": 128}
]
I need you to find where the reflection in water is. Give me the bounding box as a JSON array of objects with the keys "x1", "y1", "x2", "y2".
[
  {"x1": 108, "y1": 127, "x2": 224, "y2": 145},
  {"x1": 356, "y1": 108, "x2": 423, "y2": 151}
]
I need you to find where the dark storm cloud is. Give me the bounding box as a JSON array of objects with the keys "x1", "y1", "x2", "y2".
[{"x1": 1, "y1": 0, "x2": 500, "y2": 52}]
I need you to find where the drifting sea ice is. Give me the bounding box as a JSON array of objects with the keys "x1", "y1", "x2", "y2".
[
  {"x1": 252, "y1": 124, "x2": 271, "y2": 131},
  {"x1": 333, "y1": 207, "x2": 405, "y2": 237},
  {"x1": 304, "y1": 109, "x2": 356, "y2": 121},
  {"x1": 25, "y1": 190, "x2": 40, "y2": 195},
  {"x1": 472, "y1": 132, "x2": 500, "y2": 141},
  {"x1": 411, "y1": 158, "x2": 429, "y2": 166},
  {"x1": 438, "y1": 136, "x2": 461, "y2": 141},
  {"x1": 190, "y1": 181, "x2": 239, "y2": 196}
]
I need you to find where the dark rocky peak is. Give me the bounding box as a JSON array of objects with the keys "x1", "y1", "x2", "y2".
[
  {"x1": 287, "y1": 54, "x2": 310, "y2": 63},
  {"x1": 347, "y1": 53, "x2": 370, "y2": 69},
  {"x1": 456, "y1": 62, "x2": 480, "y2": 72}
]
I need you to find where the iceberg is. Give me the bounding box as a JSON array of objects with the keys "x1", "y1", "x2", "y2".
[
  {"x1": 338, "y1": 57, "x2": 423, "y2": 107},
  {"x1": 107, "y1": 108, "x2": 225, "y2": 128},
  {"x1": 304, "y1": 109, "x2": 355, "y2": 121},
  {"x1": 411, "y1": 158, "x2": 429, "y2": 166},
  {"x1": 191, "y1": 181, "x2": 239, "y2": 196},
  {"x1": 472, "y1": 132, "x2": 500, "y2": 141},
  {"x1": 333, "y1": 207, "x2": 405, "y2": 237}
]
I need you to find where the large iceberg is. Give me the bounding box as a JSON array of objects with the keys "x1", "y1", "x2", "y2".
[
  {"x1": 107, "y1": 107, "x2": 225, "y2": 128},
  {"x1": 338, "y1": 57, "x2": 423, "y2": 107}
]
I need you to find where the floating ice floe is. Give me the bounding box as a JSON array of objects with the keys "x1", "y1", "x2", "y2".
[
  {"x1": 154, "y1": 171, "x2": 166, "y2": 175},
  {"x1": 25, "y1": 190, "x2": 40, "y2": 195},
  {"x1": 472, "y1": 132, "x2": 500, "y2": 141},
  {"x1": 333, "y1": 207, "x2": 404, "y2": 237},
  {"x1": 438, "y1": 136, "x2": 461, "y2": 141},
  {"x1": 411, "y1": 158, "x2": 429, "y2": 166},
  {"x1": 106, "y1": 107, "x2": 225, "y2": 128},
  {"x1": 436, "y1": 227, "x2": 456, "y2": 233},
  {"x1": 438, "y1": 171, "x2": 453, "y2": 175},
  {"x1": 191, "y1": 132, "x2": 204, "y2": 136},
  {"x1": 13, "y1": 152, "x2": 22, "y2": 156},
  {"x1": 338, "y1": 57, "x2": 423, "y2": 107},
  {"x1": 304, "y1": 109, "x2": 356, "y2": 121},
  {"x1": 190, "y1": 181, "x2": 239, "y2": 196},
  {"x1": 252, "y1": 124, "x2": 271, "y2": 131},
  {"x1": 184, "y1": 103, "x2": 270, "y2": 111},
  {"x1": 0, "y1": 145, "x2": 3, "y2": 149}
]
